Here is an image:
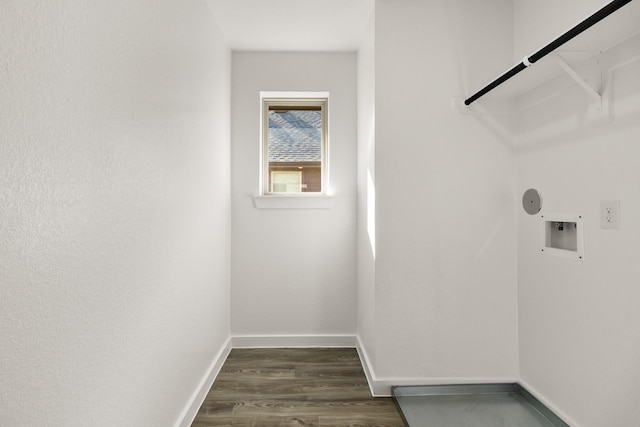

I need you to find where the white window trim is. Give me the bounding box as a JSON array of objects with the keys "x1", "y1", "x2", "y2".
[
  {"x1": 253, "y1": 195, "x2": 334, "y2": 209},
  {"x1": 255, "y1": 91, "x2": 332, "y2": 209}
]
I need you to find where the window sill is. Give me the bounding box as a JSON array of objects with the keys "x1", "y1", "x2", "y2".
[{"x1": 253, "y1": 195, "x2": 334, "y2": 209}]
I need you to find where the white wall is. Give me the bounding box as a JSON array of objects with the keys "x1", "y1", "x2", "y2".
[
  {"x1": 513, "y1": 0, "x2": 614, "y2": 60},
  {"x1": 515, "y1": 2, "x2": 640, "y2": 426},
  {"x1": 0, "y1": 2, "x2": 231, "y2": 425},
  {"x1": 231, "y1": 53, "x2": 358, "y2": 339},
  {"x1": 357, "y1": 8, "x2": 377, "y2": 367},
  {"x1": 363, "y1": 0, "x2": 518, "y2": 386}
]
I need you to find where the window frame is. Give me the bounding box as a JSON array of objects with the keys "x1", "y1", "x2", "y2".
[{"x1": 261, "y1": 95, "x2": 329, "y2": 196}]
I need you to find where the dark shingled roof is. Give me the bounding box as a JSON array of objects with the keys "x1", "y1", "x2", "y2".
[{"x1": 268, "y1": 110, "x2": 321, "y2": 163}]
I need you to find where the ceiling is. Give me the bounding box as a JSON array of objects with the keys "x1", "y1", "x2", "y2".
[{"x1": 206, "y1": 0, "x2": 374, "y2": 52}]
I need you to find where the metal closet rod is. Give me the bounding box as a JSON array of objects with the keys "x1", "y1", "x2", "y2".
[{"x1": 464, "y1": 0, "x2": 634, "y2": 106}]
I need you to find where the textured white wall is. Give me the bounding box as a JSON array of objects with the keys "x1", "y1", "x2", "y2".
[
  {"x1": 515, "y1": 2, "x2": 640, "y2": 425},
  {"x1": 230, "y1": 53, "x2": 357, "y2": 338},
  {"x1": 370, "y1": 0, "x2": 518, "y2": 382},
  {"x1": 0, "y1": 1, "x2": 231, "y2": 425}
]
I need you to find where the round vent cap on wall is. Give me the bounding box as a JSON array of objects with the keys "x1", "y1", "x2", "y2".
[{"x1": 522, "y1": 189, "x2": 542, "y2": 215}]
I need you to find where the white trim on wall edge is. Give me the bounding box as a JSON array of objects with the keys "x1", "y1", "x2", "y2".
[
  {"x1": 355, "y1": 336, "x2": 379, "y2": 395},
  {"x1": 175, "y1": 337, "x2": 232, "y2": 427},
  {"x1": 231, "y1": 335, "x2": 357, "y2": 348},
  {"x1": 356, "y1": 336, "x2": 518, "y2": 397},
  {"x1": 518, "y1": 379, "x2": 580, "y2": 427}
]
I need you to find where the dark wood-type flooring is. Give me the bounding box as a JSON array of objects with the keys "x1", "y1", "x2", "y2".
[{"x1": 191, "y1": 348, "x2": 406, "y2": 427}]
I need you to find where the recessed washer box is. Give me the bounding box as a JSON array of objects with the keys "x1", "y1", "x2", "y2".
[{"x1": 541, "y1": 214, "x2": 584, "y2": 260}]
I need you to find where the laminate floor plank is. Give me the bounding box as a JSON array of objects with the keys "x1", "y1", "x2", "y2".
[
  {"x1": 191, "y1": 348, "x2": 405, "y2": 427},
  {"x1": 318, "y1": 415, "x2": 407, "y2": 427},
  {"x1": 191, "y1": 417, "x2": 251, "y2": 427},
  {"x1": 204, "y1": 381, "x2": 371, "y2": 402},
  {"x1": 226, "y1": 400, "x2": 403, "y2": 416}
]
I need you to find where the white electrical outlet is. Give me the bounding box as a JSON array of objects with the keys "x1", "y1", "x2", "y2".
[{"x1": 600, "y1": 200, "x2": 620, "y2": 229}]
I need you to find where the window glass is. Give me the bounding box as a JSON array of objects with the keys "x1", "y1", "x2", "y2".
[
  {"x1": 263, "y1": 99, "x2": 327, "y2": 194},
  {"x1": 271, "y1": 171, "x2": 302, "y2": 193}
]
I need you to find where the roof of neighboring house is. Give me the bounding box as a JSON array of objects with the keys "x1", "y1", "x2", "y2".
[{"x1": 268, "y1": 110, "x2": 321, "y2": 163}]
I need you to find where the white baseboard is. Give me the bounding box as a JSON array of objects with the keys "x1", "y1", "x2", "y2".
[
  {"x1": 356, "y1": 336, "x2": 518, "y2": 397},
  {"x1": 231, "y1": 334, "x2": 357, "y2": 348},
  {"x1": 175, "y1": 337, "x2": 232, "y2": 427},
  {"x1": 355, "y1": 337, "x2": 380, "y2": 395},
  {"x1": 367, "y1": 375, "x2": 521, "y2": 397},
  {"x1": 518, "y1": 379, "x2": 579, "y2": 427}
]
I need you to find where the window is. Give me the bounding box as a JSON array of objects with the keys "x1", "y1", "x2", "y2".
[
  {"x1": 271, "y1": 171, "x2": 302, "y2": 193},
  {"x1": 262, "y1": 96, "x2": 328, "y2": 195}
]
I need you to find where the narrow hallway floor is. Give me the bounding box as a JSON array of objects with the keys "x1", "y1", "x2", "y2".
[{"x1": 191, "y1": 347, "x2": 405, "y2": 427}]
